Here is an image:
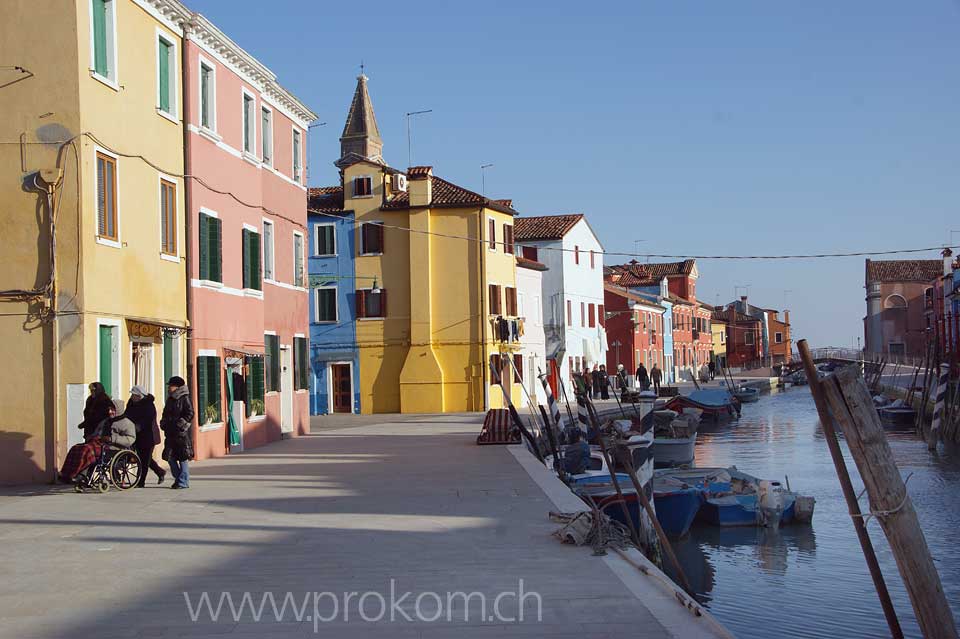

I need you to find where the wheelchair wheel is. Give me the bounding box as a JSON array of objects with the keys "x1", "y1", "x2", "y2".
[
  {"x1": 97, "y1": 477, "x2": 109, "y2": 493},
  {"x1": 110, "y1": 449, "x2": 141, "y2": 491}
]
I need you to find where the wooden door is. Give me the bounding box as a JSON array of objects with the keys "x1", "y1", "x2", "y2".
[{"x1": 331, "y1": 364, "x2": 352, "y2": 413}]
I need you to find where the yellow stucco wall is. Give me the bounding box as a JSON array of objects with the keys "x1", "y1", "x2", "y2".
[
  {"x1": 712, "y1": 322, "x2": 727, "y2": 362},
  {"x1": 0, "y1": 0, "x2": 186, "y2": 484}
]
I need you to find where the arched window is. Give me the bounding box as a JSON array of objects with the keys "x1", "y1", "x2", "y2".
[{"x1": 884, "y1": 294, "x2": 907, "y2": 310}]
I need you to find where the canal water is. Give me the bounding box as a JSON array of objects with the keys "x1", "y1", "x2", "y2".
[{"x1": 665, "y1": 386, "x2": 960, "y2": 639}]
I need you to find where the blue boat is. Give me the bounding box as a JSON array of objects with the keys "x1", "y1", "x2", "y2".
[
  {"x1": 570, "y1": 473, "x2": 646, "y2": 533},
  {"x1": 652, "y1": 482, "x2": 702, "y2": 538}
]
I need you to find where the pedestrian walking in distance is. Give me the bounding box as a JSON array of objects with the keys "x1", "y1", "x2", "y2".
[
  {"x1": 124, "y1": 386, "x2": 166, "y2": 487},
  {"x1": 160, "y1": 376, "x2": 194, "y2": 489},
  {"x1": 598, "y1": 365, "x2": 610, "y2": 400},
  {"x1": 636, "y1": 363, "x2": 650, "y2": 391},
  {"x1": 650, "y1": 363, "x2": 663, "y2": 396},
  {"x1": 708, "y1": 360, "x2": 716, "y2": 380}
]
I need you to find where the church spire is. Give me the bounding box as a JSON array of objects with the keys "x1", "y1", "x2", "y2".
[{"x1": 339, "y1": 73, "x2": 383, "y2": 164}]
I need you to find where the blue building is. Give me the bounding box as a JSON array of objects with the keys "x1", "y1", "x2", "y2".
[{"x1": 307, "y1": 187, "x2": 360, "y2": 414}]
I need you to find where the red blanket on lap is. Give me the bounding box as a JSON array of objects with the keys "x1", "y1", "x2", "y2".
[{"x1": 60, "y1": 438, "x2": 106, "y2": 480}]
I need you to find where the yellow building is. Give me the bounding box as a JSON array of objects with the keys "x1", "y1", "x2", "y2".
[
  {"x1": 710, "y1": 309, "x2": 728, "y2": 370},
  {"x1": 318, "y1": 75, "x2": 522, "y2": 414},
  {"x1": 0, "y1": 0, "x2": 189, "y2": 484}
]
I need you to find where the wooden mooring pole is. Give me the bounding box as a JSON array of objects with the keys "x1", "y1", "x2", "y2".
[
  {"x1": 798, "y1": 340, "x2": 904, "y2": 639},
  {"x1": 818, "y1": 353, "x2": 958, "y2": 639}
]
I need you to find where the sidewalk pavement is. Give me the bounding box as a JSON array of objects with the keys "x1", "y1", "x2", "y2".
[{"x1": 0, "y1": 413, "x2": 727, "y2": 639}]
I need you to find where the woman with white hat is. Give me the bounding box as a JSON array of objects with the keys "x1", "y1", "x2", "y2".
[{"x1": 125, "y1": 385, "x2": 166, "y2": 486}]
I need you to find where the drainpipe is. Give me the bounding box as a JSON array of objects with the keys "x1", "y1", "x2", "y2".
[
  {"x1": 38, "y1": 171, "x2": 63, "y2": 479},
  {"x1": 181, "y1": 22, "x2": 195, "y2": 407},
  {"x1": 479, "y1": 208, "x2": 488, "y2": 411}
]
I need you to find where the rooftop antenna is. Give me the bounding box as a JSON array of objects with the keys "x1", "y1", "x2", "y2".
[
  {"x1": 405, "y1": 109, "x2": 432, "y2": 168},
  {"x1": 633, "y1": 239, "x2": 649, "y2": 261},
  {"x1": 734, "y1": 284, "x2": 751, "y2": 299},
  {"x1": 481, "y1": 163, "x2": 494, "y2": 196},
  {"x1": 783, "y1": 289, "x2": 792, "y2": 311}
]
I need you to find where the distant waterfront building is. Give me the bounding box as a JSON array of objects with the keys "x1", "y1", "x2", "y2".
[
  {"x1": 710, "y1": 311, "x2": 728, "y2": 370},
  {"x1": 306, "y1": 188, "x2": 360, "y2": 415},
  {"x1": 602, "y1": 284, "x2": 665, "y2": 384},
  {"x1": 725, "y1": 296, "x2": 792, "y2": 366},
  {"x1": 514, "y1": 214, "x2": 607, "y2": 397},
  {"x1": 864, "y1": 259, "x2": 942, "y2": 358}
]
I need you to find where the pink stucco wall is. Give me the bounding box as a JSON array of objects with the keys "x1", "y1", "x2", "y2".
[{"x1": 184, "y1": 40, "x2": 310, "y2": 460}]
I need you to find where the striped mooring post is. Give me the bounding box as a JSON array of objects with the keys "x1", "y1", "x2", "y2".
[
  {"x1": 929, "y1": 363, "x2": 949, "y2": 450},
  {"x1": 538, "y1": 370, "x2": 563, "y2": 429}
]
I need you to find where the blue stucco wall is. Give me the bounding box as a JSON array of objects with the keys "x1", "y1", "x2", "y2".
[{"x1": 308, "y1": 212, "x2": 361, "y2": 415}]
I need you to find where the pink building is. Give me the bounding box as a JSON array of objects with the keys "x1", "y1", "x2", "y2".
[{"x1": 183, "y1": 17, "x2": 317, "y2": 459}]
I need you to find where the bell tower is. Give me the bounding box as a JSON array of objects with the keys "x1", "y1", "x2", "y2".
[{"x1": 338, "y1": 74, "x2": 383, "y2": 165}]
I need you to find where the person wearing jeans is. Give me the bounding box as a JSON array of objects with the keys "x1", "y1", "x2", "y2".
[{"x1": 160, "y1": 376, "x2": 194, "y2": 489}]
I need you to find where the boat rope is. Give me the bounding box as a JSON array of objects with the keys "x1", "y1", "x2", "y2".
[{"x1": 851, "y1": 472, "x2": 914, "y2": 526}]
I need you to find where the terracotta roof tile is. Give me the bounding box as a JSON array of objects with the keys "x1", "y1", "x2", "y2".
[
  {"x1": 407, "y1": 166, "x2": 432, "y2": 180},
  {"x1": 307, "y1": 186, "x2": 345, "y2": 214},
  {"x1": 866, "y1": 259, "x2": 942, "y2": 283},
  {"x1": 604, "y1": 260, "x2": 696, "y2": 287},
  {"x1": 516, "y1": 255, "x2": 548, "y2": 271},
  {"x1": 381, "y1": 174, "x2": 518, "y2": 215},
  {"x1": 514, "y1": 214, "x2": 583, "y2": 241}
]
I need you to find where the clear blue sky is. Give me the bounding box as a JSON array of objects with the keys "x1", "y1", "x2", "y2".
[{"x1": 190, "y1": 0, "x2": 960, "y2": 348}]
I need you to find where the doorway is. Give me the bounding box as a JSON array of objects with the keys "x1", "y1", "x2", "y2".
[
  {"x1": 330, "y1": 363, "x2": 352, "y2": 413},
  {"x1": 280, "y1": 346, "x2": 293, "y2": 435}
]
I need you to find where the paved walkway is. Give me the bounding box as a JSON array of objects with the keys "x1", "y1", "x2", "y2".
[{"x1": 0, "y1": 414, "x2": 728, "y2": 638}]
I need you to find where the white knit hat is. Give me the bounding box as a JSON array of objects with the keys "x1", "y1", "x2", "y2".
[{"x1": 130, "y1": 385, "x2": 147, "y2": 397}]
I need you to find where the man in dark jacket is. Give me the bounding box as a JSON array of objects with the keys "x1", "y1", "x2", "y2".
[
  {"x1": 636, "y1": 363, "x2": 650, "y2": 391},
  {"x1": 650, "y1": 364, "x2": 663, "y2": 395},
  {"x1": 160, "y1": 376, "x2": 194, "y2": 489},
  {"x1": 125, "y1": 386, "x2": 166, "y2": 487}
]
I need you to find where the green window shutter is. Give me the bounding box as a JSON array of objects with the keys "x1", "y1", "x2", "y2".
[
  {"x1": 265, "y1": 335, "x2": 280, "y2": 392},
  {"x1": 158, "y1": 39, "x2": 171, "y2": 112},
  {"x1": 251, "y1": 233, "x2": 261, "y2": 290},
  {"x1": 163, "y1": 333, "x2": 174, "y2": 382},
  {"x1": 300, "y1": 338, "x2": 309, "y2": 390},
  {"x1": 196, "y1": 357, "x2": 208, "y2": 424},
  {"x1": 209, "y1": 357, "x2": 221, "y2": 422},
  {"x1": 211, "y1": 217, "x2": 222, "y2": 282},
  {"x1": 242, "y1": 229, "x2": 251, "y2": 289},
  {"x1": 92, "y1": 0, "x2": 108, "y2": 77},
  {"x1": 99, "y1": 325, "x2": 113, "y2": 394},
  {"x1": 247, "y1": 357, "x2": 264, "y2": 417},
  {"x1": 199, "y1": 214, "x2": 210, "y2": 280}
]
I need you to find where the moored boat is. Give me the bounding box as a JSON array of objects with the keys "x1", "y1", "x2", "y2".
[
  {"x1": 733, "y1": 386, "x2": 760, "y2": 403},
  {"x1": 664, "y1": 389, "x2": 741, "y2": 421}
]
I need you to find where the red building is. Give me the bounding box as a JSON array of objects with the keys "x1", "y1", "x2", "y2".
[
  {"x1": 606, "y1": 259, "x2": 713, "y2": 380},
  {"x1": 723, "y1": 307, "x2": 763, "y2": 367},
  {"x1": 603, "y1": 283, "x2": 665, "y2": 376}
]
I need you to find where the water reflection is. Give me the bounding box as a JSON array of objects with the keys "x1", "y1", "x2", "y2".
[{"x1": 669, "y1": 387, "x2": 960, "y2": 639}]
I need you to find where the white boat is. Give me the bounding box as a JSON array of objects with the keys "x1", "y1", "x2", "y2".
[{"x1": 653, "y1": 432, "x2": 697, "y2": 467}]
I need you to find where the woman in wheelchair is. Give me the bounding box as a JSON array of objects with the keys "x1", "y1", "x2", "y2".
[{"x1": 60, "y1": 399, "x2": 139, "y2": 491}]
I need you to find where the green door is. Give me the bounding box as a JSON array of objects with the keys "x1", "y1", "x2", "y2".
[{"x1": 99, "y1": 325, "x2": 114, "y2": 394}]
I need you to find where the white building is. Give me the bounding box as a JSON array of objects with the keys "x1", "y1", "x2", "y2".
[
  {"x1": 514, "y1": 214, "x2": 607, "y2": 400},
  {"x1": 515, "y1": 255, "x2": 548, "y2": 407}
]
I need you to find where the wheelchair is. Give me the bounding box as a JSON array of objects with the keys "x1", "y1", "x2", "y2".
[{"x1": 75, "y1": 443, "x2": 142, "y2": 493}]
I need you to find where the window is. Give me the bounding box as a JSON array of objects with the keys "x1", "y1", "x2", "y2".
[
  {"x1": 315, "y1": 287, "x2": 337, "y2": 323},
  {"x1": 157, "y1": 34, "x2": 175, "y2": 116},
  {"x1": 357, "y1": 289, "x2": 386, "y2": 319},
  {"x1": 568, "y1": 356, "x2": 573, "y2": 378},
  {"x1": 745, "y1": 331, "x2": 755, "y2": 346},
  {"x1": 90, "y1": 0, "x2": 116, "y2": 83},
  {"x1": 567, "y1": 300, "x2": 572, "y2": 325},
  {"x1": 775, "y1": 332, "x2": 783, "y2": 344},
  {"x1": 590, "y1": 250, "x2": 595, "y2": 269},
  {"x1": 261, "y1": 107, "x2": 273, "y2": 166},
  {"x1": 262, "y1": 220, "x2": 275, "y2": 280},
  {"x1": 574, "y1": 245, "x2": 580, "y2": 264},
  {"x1": 242, "y1": 228, "x2": 261, "y2": 291},
  {"x1": 490, "y1": 354, "x2": 502, "y2": 385},
  {"x1": 242, "y1": 91, "x2": 255, "y2": 155},
  {"x1": 581, "y1": 302, "x2": 585, "y2": 327},
  {"x1": 720, "y1": 331, "x2": 725, "y2": 344},
  {"x1": 513, "y1": 354, "x2": 523, "y2": 382},
  {"x1": 245, "y1": 356, "x2": 264, "y2": 417},
  {"x1": 588, "y1": 303, "x2": 596, "y2": 328},
  {"x1": 293, "y1": 129, "x2": 302, "y2": 183},
  {"x1": 353, "y1": 176, "x2": 372, "y2": 197},
  {"x1": 315, "y1": 224, "x2": 336, "y2": 256},
  {"x1": 522, "y1": 245, "x2": 538, "y2": 261},
  {"x1": 196, "y1": 355, "x2": 222, "y2": 425},
  {"x1": 198, "y1": 211, "x2": 222, "y2": 282},
  {"x1": 159, "y1": 178, "x2": 176, "y2": 256},
  {"x1": 489, "y1": 284, "x2": 502, "y2": 315},
  {"x1": 294, "y1": 337, "x2": 309, "y2": 390},
  {"x1": 96, "y1": 151, "x2": 118, "y2": 241},
  {"x1": 360, "y1": 222, "x2": 384, "y2": 255},
  {"x1": 503, "y1": 224, "x2": 514, "y2": 255},
  {"x1": 199, "y1": 60, "x2": 215, "y2": 130},
  {"x1": 889, "y1": 343, "x2": 905, "y2": 357},
  {"x1": 265, "y1": 334, "x2": 280, "y2": 392},
  {"x1": 599, "y1": 304, "x2": 605, "y2": 327},
  {"x1": 293, "y1": 232, "x2": 305, "y2": 287},
  {"x1": 505, "y1": 287, "x2": 517, "y2": 316},
  {"x1": 488, "y1": 219, "x2": 496, "y2": 251}
]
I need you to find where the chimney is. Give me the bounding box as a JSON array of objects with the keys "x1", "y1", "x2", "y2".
[
  {"x1": 407, "y1": 166, "x2": 432, "y2": 207},
  {"x1": 784, "y1": 310, "x2": 790, "y2": 325},
  {"x1": 943, "y1": 248, "x2": 954, "y2": 277}
]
